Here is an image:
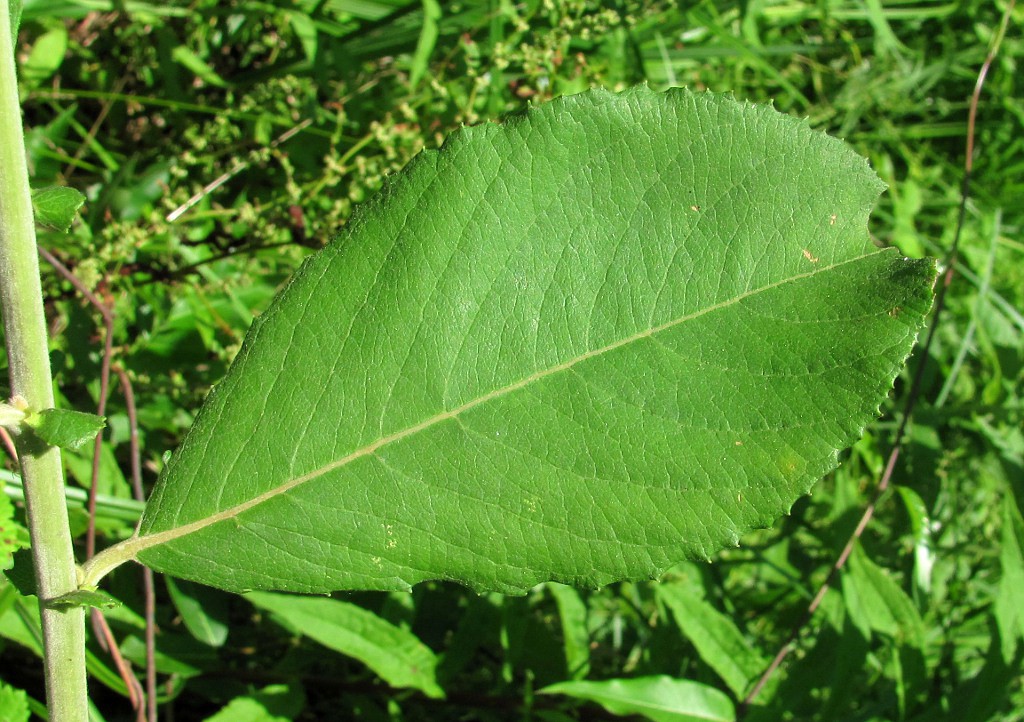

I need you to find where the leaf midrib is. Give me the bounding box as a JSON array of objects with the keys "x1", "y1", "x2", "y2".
[{"x1": 81, "y1": 252, "x2": 874, "y2": 584}]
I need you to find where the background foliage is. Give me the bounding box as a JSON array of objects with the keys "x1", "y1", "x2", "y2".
[{"x1": 1, "y1": 0, "x2": 1022, "y2": 720}]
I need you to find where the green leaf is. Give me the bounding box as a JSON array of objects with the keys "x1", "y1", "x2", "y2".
[
  {"x1": 89, "y1": 87, "x2": 935, "y2": 595},
  {"x1": 0, "y1": 680, "x2": 30, "y2": 722},
  {"x1": 120, "y1": 632, "x2": 216, "y2": 677},
  {"x1": 0, "y1": 492, "x2": 27, "y2": 572},
  {"x1": 18, "y1": 25, "x2": 66, "y2": 89},
  {"x1": 287, "y1": 11, "x2": 317, "y2": 64},
  {"x1": 409, "y1": 0, "x2": 441, "y2": 87},
  {"x1": 6, "y1": 0, "x2": 21, "y2": 48},
  {"x1": 548, "y1": 583, "x2": 590, "y2": 679},
  {"x1": 170, "y1": 45, "x2": 229, "y2": 88},
  {"x1": 165, "y1": 577, "x2": 230, "y2": 647},
  {"x1": 245, "y1": 591, "x2": 444, "y2": 699},
  {"x1": 202, "y1": 684, "x2": 304, "y2": 722},
  {"x1": 995, "y1": 496, "x2": 1024, "y2": 662},
  {"x1": 895, "y1": 485, "x2": 935, "y2": 595},
  {"x1": 24, "y1": 408, "x2": 104, "y2": 451},
  {"x1": 30, "y1": 185, "x2": 86, "y2": 232},
  {"x1": 657, "y1": 582, "x2": 766, "y2": 698},
  {"x1": 842, "y1": 547, "x2": 926, "y2": 649},
  {"x1": 3, "y1": 549, "x2": 35, "y2": 596},
  {"x1": 435, "y1": 594, "x2": 500, "y2": 683},
  {"x1": 540, "y1": 676, "x2": 735, "y2": 722},
  {"x1": 942, "y1": 634, "x2": 1022, "y2": 722},
  {"x1": 45, "y1": 586, "x2": 121, "y2": 611}
]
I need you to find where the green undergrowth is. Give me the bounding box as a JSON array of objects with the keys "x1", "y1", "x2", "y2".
[{"x1": 1, "y1": 0, "x2": 1022, "y2": 720}]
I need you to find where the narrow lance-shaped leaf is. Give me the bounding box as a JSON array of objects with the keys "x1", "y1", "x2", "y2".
[
  {"x1": 83, "y1": 87, "x2": 935, "y2": 594},
  {"x1": 657, "y1": 582, "x2": 766, "y2": 698},
  {"x1": 202, "y1": 684, "x2": 304, "y2": 722},
  {"x1": 540, "y1": 676, "x2": 735, "y2": 722},
  {"x1": 245, "y1": 592, "x2": 444, "y2": 699},
  {"x1": 995, "y1": 496, "x2": 1024, "y2": 662}
]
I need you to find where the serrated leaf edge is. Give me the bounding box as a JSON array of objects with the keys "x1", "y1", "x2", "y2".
[{"x1": 81, "y1": 250, "x2": 894, "y2": 589}]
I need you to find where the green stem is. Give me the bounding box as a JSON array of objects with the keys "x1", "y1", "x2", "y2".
[{"x1": 0, "y1": 4, "x2": 88, "y2": 719}]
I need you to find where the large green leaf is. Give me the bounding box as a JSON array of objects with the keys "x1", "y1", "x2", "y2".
[{"x1": 84, "y1": 87, "x2": 934, "y2": 594}]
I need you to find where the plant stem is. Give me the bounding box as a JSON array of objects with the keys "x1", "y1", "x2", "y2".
[{"x1": 0, "y1": 4, "x2": 88, "y2": 719}]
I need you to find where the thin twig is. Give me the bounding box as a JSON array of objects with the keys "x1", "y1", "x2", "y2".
[
  {"x1": 37, "y1": 247, "x2": 109, "y2": 313},
  {"x1": 739, "y1": 2, "x2": 1014, "y2": 713},
  {"x1": 0, "y1": 425, "x2": 17, "y2": 461},
  {"x1": 91, "y1": 608, "x2": 144, "y2": 710},
  {"x1": 115, "y1": 365, "x2": 158, "y2": 722},
  {"x1": 36, "y1": 246, "x2": 113, "y2": 561}
]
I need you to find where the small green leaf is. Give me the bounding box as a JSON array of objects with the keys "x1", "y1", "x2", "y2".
[
  {"x1": 166, "y1": 577, "x2": 230, "y2": 648},
  {"x1": 657, "y1": 582, "x2": 766, "y2": 698},
  {"x1": 120, "y1": 632, "x2": 214, "y2": 677},
  {"x1": 19, "y1": 26, "x2": 66, "y2": 88},
  {"x1": 46, "y1": 587, "x2": 121, "y2": 611},
  {"x1": 287, "y1": 11, "x2": 317, "y2": 64},
  {"x1": 540, "y1": 676, "x2": 735, "y2": 722},
  {"x1": 3, "y1": 548, "x2": 36, "y2": 596},
  {"x1": 0, "y1": 680, "x2": 30, "y2": 722},
  {"x1": 171, "y1": 45, "x2": 229, "y2": 88},
  {"x1": 548, "y1": 583, "x2": 590, "y2": 679},
  {"x1": 0, "y1": 490, "x2": 28, "y2": 572},
  {"x1": 203, "y1": 684, "x2": 304, "y2": 722},
  {"x1": 24, "y1": 408, "x2": 104, "y2": 451},
  {"x1": 31, "y1": 185, "x2": 86, "y2": 232},
  {"x1": 895, "y1": 485, "x2": 935, "y2": 595},
  {"x1": 245, "y1": 591, "x2": 444, "y2": 699},
  {"x1": 995, "y1": 496, "x2": 1024, "y2": 662}
]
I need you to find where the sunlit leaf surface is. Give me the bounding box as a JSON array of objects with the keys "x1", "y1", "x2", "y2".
[{"x1": 117, "y1": 87, "x2": 933, "y2": 594}]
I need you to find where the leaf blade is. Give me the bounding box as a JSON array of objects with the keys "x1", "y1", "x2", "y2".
[
  {"x1": 24, "y1": 408, "x2": 104, "y2": 452},
  {"x1": 30, "y1": 185, "x2": 85, "y2": 232},
  {"x1": 540, "y1": 676, "x2": 735, "y2": 722},
  {"x1": 245, "y1": 592, "x2": 444, "y2": 699},
  {"x1": 657, "y1": 582, "x2": 766, "y2": 698},
  {"x1": 114, "y1": 87, "x2": 933, "y2": 594}
]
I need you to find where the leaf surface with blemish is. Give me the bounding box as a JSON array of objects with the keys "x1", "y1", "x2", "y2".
[{"x1": 93, "y1": 87, "x2": 934, "y2": 594}]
